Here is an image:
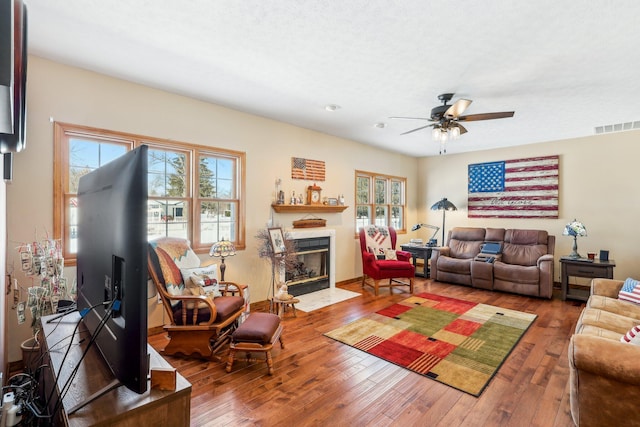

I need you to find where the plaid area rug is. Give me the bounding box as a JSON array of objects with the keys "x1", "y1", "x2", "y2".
[{"x1": 324, "y1": 292, "x2": 536, "y2": 396}]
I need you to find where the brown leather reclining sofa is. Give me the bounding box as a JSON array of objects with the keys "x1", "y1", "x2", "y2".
[{"x1": 430, "y1": 227, "x2": 555, "y2": 299}]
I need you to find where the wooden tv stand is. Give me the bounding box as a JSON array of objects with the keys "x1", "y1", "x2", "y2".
[{"x1": 40, "y1": 312, "x2": 191, "y2": 426}]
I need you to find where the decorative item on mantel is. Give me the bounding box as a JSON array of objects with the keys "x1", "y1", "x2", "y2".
[
  {"x1": 563, "y1": 219, "x2": 587, "y2": 259},
  {"x1": 293, "y1": 214, "x2": 326, "y2": 229}
]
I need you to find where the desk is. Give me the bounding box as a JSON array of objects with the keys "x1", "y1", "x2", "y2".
[
  {"x1": 560, "y1": 258, "x2": 616, "y2": 302},
  {"x1": 40, "y1": 312, "x2": 192, "y2": 426},
  {"x1": 400, "y1": 244, "x2": 434, "y2": 278}
]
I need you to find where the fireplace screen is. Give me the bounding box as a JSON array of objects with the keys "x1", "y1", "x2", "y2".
[{"x1": 285, "y1": 237, "x2": 330, "y2": 296}]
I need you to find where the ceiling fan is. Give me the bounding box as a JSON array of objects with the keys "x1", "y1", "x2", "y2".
[{"x1": 390, "y1": 93, "x2": 514, "y2": 153}]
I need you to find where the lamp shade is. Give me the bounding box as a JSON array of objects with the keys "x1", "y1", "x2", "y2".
[
  {"x1": 209, "y1": 239, "x2": 236, "y2": 258},
  {"x1": 563, "y1": 220, "x2": 587, "y2": 237},
  {"x1": 430, "y1": 198, "x2": 457, "y2": 211}
]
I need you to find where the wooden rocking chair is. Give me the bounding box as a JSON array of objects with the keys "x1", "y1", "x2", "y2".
[{"x1": 148, "y1": 237, "x2": 246, "y2": 359}]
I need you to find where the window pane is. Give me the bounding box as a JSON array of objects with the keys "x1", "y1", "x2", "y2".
[
  {"x1": 356, "y1": 205, "x2": 371, "y2": 230},
  {"x1": 200, "y1": 201, "x2": 237, "y2": 244},
  {"x1": 148, "y1": 149, "x2": 187, "y2": 197},
  {"x1": 199, "y1": 155, "x2": 235, "y2": 199},
  {"x1": 391, "y1": 180, "x2": 402, "y2": 205},
  {"x1": 68, "y1": 139, "x2": 126, "y2": 192},
  {"x1": 68, "y1": 197, "x2": 78, "y2": 254},
  {"x1": 199, "y1": 157, "x2": 216, "y2": 198},
  {"x1": 375, "y1": 178, "x2": 387, "y2": 204},
  {"x1": 356, "y1": 176, "x2": 370, "y2": 204},
  {"x1": 147, "y1": 199, "x2": 189, "y2": 240},
  {"x1": 375, "y1": 206, "x2": 388, "y2": 226},
  {"x1": 391, "y1": 206, "x2": 403, "y2": 229}
]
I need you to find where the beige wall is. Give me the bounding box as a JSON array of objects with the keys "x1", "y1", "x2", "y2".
[
  {"x1": 4, "y1": 56, "x2": 418, "y2": 362},
  {"x1": 6, "y1": 55, "x2": 639, "y2": 363},
  {"x1": 418, "y1": 132, "x2": 640, "y2": 282}
]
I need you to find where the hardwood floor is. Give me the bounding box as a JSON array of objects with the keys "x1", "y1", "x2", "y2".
[{"x1": 148, "y1": 279, "x2": 584, "y2": 427}]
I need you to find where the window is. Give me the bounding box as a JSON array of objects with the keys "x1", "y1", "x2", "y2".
[
  {"x1": 54, "y1": 123, "x2": 245, "y2": 265},
  {"x1": 355, "y1": 170, "x2": 406, "y2": 232}
]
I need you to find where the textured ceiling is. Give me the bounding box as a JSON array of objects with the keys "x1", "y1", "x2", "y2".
[{"x1": 24, "y1": 0, "x2": 640, "y2": 157}]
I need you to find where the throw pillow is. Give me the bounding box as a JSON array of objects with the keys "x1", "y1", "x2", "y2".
[
  {"x1": 180, "y1": 266, "x2": 221, "y2": 298},
  {"x1": 621, "y1": 325, "x2": 640, "y2": 345},
  {"x1": 384, "y1": 249, "x2": 398, "y2": 260},
  {"x1": 618, "y1": 278, "x2": 640, "y2": 304}
]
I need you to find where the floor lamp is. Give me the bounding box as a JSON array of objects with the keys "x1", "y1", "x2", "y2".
[{"x1": 430, "y1": 198, "x2": 457, "y2": 245}]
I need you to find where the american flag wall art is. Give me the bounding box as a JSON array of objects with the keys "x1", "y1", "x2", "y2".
[
  {"x1": 291, "y1": 157, "x2": 325, "y2": 181},
  {"x1": 467, "y1": 155, "x2": 559, "y2": 218}
]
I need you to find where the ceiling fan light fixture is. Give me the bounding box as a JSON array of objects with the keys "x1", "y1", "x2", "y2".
[
  {"x1": 440, "y1": 130, "x2": 448, "y2": 143},
  {"x1": 450, "y1": 125, "x2": 460, "y2": 139}
]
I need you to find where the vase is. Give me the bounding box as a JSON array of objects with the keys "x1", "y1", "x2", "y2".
[{"x1": 20, "y1": 337, "x2": 41, "y2": 373}]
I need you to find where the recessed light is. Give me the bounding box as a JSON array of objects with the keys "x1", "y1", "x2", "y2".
[
  {"x1": 374, "y1": 122, "x2": 386, "y2": 129},
  {"x1": 325, "y1": 104, "x2": 341, "y2": 112}
]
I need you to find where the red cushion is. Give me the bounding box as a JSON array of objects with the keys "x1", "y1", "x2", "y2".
[{"x1": 376, "y1": 259, "x2": 414, "y2": 271}]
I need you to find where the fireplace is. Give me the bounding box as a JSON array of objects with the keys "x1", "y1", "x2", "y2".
[{"x1": 281, "y1": 229, "x2": 336, "y2": 296}]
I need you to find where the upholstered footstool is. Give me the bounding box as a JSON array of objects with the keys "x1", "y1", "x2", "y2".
[{"x1": 225, "y1": 312, "x2": 284, "y2": 375}]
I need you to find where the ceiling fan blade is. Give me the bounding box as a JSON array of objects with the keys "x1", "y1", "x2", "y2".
[
  {"x1": 457, "y1": 123, "x2": 468, "y2": 135},
  {"x1": 458, "y1": 111, "x2": 515, "y2": 122},
  {"x1": 389, "y1": 116, "x2": 430, "y2": 121},
  {"x1": 400, "y1": 124, "x2": 434, "y2": 135},
  {"x1": 444, "y1": 99, "x2": 472, "y2": 118}
]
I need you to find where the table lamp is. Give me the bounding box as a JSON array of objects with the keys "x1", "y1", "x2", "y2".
[
  {"x1": 563, "y1": 219, "x2": 587, "y2": 259},
  {"x1": 411, "y1": 223, "x2": 440, "y2": 246},
  {"x1": 209, "y1": 238, "x2": 236, "y2": 281}
]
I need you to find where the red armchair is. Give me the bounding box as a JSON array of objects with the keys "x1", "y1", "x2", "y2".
[{"x1": 359, "y1": 225, "x2": 415, "y2": 296}]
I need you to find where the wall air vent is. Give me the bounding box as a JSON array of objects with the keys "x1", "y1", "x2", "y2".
[{"x1": 594, "y1": 121, "x2": 640, "y2": 134}]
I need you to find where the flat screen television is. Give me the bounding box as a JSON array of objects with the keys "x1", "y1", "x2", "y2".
[
  {"x1": 0, "y1": 0, "x2": 28, "y2": 153},
  {"x1": 76, "y1": 144, "x2": 149, "y2": 395}
]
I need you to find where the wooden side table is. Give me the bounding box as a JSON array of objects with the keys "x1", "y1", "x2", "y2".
[
  {"x1": 270, "y1": 296, "x2": 300, "y2": 318},
  {"x1": 400, "y1": 244, "x2": 433, "y2": 278},
  {"x1": 560, "y1": 257, "x2": 616, "y2": 302}
]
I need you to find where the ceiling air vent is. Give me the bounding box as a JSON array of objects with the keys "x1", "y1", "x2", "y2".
[{"x1": 594, "y1": 121, "x2": 640, "y2": 134}]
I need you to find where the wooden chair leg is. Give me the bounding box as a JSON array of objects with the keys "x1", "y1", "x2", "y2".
[
  {"x1": 225, "y1": 349, "x2": 236, "y2": 373},
  {"x1": 266, "y1": 351, "x2": 274, "y2": 375}
]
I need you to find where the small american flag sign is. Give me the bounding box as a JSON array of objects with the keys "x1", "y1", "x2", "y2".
[
  {"x1": 291, "y1": 157, "x2": 325, "y2": 181},
  {"x1": 468, "y1": 155, "x2": 559, "y2": 218}
]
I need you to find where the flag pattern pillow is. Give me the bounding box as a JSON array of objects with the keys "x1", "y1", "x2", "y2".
[
  {"x1": 618, "y1": 278, "x2": 640, "y2": 304},
  {"x1": 621, "y1": 325, "x2": 640, "y2": 345}
]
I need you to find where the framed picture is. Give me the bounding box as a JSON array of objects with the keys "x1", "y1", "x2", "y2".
[
  {"x1": 268, "y1": 227, "x2": 286, "y2": 254},
  {"x1": 327, "y1": 197, "x2": 338, "y2": 206}
]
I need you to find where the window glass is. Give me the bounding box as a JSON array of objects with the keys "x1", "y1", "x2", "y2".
[
  {"x1": 355, "y1": 171, "x2": 406, "y2": 234},
  {"x1": 54, "y1": 123, "x2": 245, "y2": 264}
]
